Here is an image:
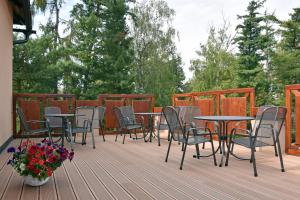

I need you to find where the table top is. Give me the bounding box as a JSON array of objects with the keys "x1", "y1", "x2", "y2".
[
  {"x1": 45, "y1": 114, "x2": 85, "y2": 117},
  {"x1": 134, "y1": 112, "x2": 161, "y2": 116},
  {"x1": 194, "y1": 115, "x2": 254, "y2": 121}
]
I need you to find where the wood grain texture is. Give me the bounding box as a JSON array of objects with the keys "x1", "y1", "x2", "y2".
[{"x1": 1, "y1": 135, "x2": 300, "y2": 200}]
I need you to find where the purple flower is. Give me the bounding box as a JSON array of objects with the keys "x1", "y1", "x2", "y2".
[{"x1": 7, "y1": 147, "x2": 16, "y2": 153}]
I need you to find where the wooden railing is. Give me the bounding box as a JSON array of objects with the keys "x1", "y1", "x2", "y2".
[
  {"x1": 98, "y1": 94, "x2": 155, "y2": 129},
  {"x1": 13, "y1": 93, "x2": 76, "y2": 137},
  {"x1": 172, "y1": 88, "x2": 256, "y2": 132},
  {"x1": 173, "y1": 88, "x2": 256, "y2": 116},
  {"x1": 286, "y1": 84, "x2": 300, "y2": 155},
  {"x1": 13, "y1": 93, "x2": 155, "y2": 137}
]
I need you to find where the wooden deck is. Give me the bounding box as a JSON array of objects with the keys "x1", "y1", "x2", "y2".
[{"x1": 1, "y1": 134, "x2": 300, "y2": 200}]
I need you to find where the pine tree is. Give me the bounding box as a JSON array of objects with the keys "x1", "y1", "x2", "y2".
[{"x1": 234, "y1": 0, "x2": 270, "y2": 105}]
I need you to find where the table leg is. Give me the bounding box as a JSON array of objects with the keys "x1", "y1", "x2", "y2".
[{"x1": 219, "y1": 121, "x2": 226, "y2": 167}]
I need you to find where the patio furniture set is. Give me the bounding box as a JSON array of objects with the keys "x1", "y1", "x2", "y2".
[{"x1": 17, "y1": 104, "x2": 287, "y2": 177}]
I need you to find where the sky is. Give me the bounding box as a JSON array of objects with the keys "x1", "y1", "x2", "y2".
[{"x1": 33, "y1": 0, "x2": 300, "y2": 81}]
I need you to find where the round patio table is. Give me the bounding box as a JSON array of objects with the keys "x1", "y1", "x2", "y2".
[
  {"x1": 134, "y1": 112, "x2": 161, "y2": 144},
  {"x1": 45, "y1": 113, "x2": 85, "y2": 149},
  {"x1": 194, "y1": 116, "x2": 254, "y2": 167}
]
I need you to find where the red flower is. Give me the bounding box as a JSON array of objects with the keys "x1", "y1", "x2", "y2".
[
  {"x1": 38, "y1": 160, "x2": 45, "y2": 166},
  {"x1": 47, "y1": 168, "x2": 53, "y2": 177}
]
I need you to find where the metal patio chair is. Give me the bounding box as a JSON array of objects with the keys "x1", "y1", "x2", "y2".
[
  {"x1": 113, "y1": 106, "x2": 146, "y2": 144},
  {"x1": 93, "y1": 106, "x2": 106, "y2": 142},
  {"x1": 17, "y1": 107, "x2": 51, "y2": 145},
  {"x1": 44, "y1": 106, "x2": 64, "y2": 143},
  {"x1": 225, "y1": 106, "x2": 287, "y2": 177},
  {"x1": 163, "y1": 106, "x2": 217, "y2": 170},
  {"x1": 67, "y1": 106, "x2": 95, "y2": 149}
]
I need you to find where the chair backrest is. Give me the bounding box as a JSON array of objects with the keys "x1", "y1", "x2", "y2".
[
  {"x1": 253, "y1": 106, "x2": 284, "y2": 145},
  {"x1": 274, "y1": 106, "x2": 287, "y2": 137},
  {"x1": 76, "y1": 106, "x2": 95, "y2": 130},
  {"x1": 17, "y1": 107, "x2": 30, "y2": 132},
  {"x1": 163, "y1": 106, "x2": 185, "y2": 141},
  {"x1": 113, "y1": 106, "x2": 126, "y2": 129},
  {"x1": 176, "y1": 106, "x2": 205, "y2": 128},
  {"x1": 119, "y1": 106, "x2": 136, "y2": 124},
  {"x1": 93, "y1": 106, "x2": 106, "y2": 129},
  {"x1": 44, "y1": 106, "x2": 62, "y2": 128}
]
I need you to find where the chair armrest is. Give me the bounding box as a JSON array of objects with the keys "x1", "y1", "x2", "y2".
[{"x1": 27, "y1": 120, "x2": 47, "y2": 124}]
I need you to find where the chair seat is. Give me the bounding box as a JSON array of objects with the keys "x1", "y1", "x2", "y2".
[
  {"x1": 179, "y1": 135, "x2": 210, "y2": 145},
  {"x1": 66, "y1": 127, "x2": 87, "y2": 133},
  {"x1": 29, "y1": 128, "x2": 50, "y2": 134},
  {"x1": 125, "y1": 124, "x2": 143, "y2": 130},
  {"x1": 234, "y1": 137, "x2": 271, "y2": 148}
]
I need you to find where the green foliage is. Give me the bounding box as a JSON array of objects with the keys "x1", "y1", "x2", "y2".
[
  {"x1": 272, "y1": 8, "x2": 300, "y2": 105},
  {"x1": 234, "y1": 0, "x2": 276, "y2": 105},
  {"x1": 13, "y1": 23, "x2": 67, "y2": 93},
  {"x1": 189, "y1": 23, "x2": 238, "y2": 92},
  {"x1": 131, "y1": 0, "x2": 184, "y2": 106},
  {"x1": 67, "y1": 0, "x2": 135, "y2": 98}
]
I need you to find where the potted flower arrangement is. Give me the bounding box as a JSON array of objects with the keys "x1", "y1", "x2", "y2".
[{"x1": 7, "y1": 139, "x2": 74, "y2": 186}]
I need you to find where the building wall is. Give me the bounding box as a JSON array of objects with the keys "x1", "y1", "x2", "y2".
[{"x1": 0, "y1": 0, "x2": 13, "y2": 146}]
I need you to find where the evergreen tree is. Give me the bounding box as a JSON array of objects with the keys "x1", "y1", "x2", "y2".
[
  {"x1": 68, "y1": 0, "x2": 134, "y2": 98},
  {"x1": 234, "y1": 0, "x2": 270, "y2": 105},
  {"x1": 273, "y1": 8, "x2": 300, "y2": 104}
]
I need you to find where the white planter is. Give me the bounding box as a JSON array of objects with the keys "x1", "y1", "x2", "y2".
[{"x1": 24, "y1": 175, "x2": 49, "y2": 186}]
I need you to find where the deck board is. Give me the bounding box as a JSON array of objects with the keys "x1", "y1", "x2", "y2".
[{"x1": 1, "y1": 135, "x2": 300, "y2": 200}]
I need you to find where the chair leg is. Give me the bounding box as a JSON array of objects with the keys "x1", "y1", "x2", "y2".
[
  {"x1": 272, "y1": 133, "x2": 278, "y2": 157},
  {"x1": 100, "y1": 127, "x2": 105, "y2": 142},
  {"x1": 157, "y1": 129, "x2": 161, "y2": 146},
  {"x1": 251, "y1": 147, "x2": 258, "y2": 177},
  {"x1": 276, "y1": 140, "x2": 285, "y2": 172},
  {"x1": 180, "y1": 142, "x2": 188, "y2": 170},
  {"x1": 211, "y1": 139, "x2": 217, "y2": 166},
  {"x1": 123, "y1": 133, "x2": 126, "y2": 144},
  {"x1": 225, "y1": 139, "x2": 232, "y2": 166},
  {"x1": 202, "y1": 142, "x2": 205, "y2": 149},
  {"x1": 115, "y1": 130, "x2": 119, "y2": 142},
  {"x1": 219, "y1": 140, "x2": 222, "y2": 154},
  {"x1": 91, "y1": 132, "x2": 95, "y2": 149},
  {"x1": 165, "y1": 137, "x2": 172, "y2": 162},
  {"x1": 135, "y1": 129, "x2": 137, "y2": 140},
  {"x1": 195, "y1": 144, "x2": 200, "y2": 159}
]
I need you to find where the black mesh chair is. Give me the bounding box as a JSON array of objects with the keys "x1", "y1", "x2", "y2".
[
  {"x1": 163, "y1": 106, "x2": 217, "y2": 170},
  {"x1": 67, "y1": 106, "x2": 95, "y2": 149},
  {"x1": 225, "y1": 106, "x2": 287, "y2": 177},
  {"x1": 44, "y1": 106, "x2": 64, "y2": 143},
  {"x1": 17, "y1": 107, "x2": 51, "y2": 145},
  {"x1": 113, "y1": 106, "x2": 146, "y2": 144},
  {"x1": 93, "y1": 106, "x2": 106, "y2": 142}
]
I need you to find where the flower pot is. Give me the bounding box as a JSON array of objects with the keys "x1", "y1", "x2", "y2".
[{"x1": 24, "y1": 175, "x2": 49, "y2": 186}]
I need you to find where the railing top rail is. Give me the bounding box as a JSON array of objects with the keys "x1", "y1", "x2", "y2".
[
  {"x1": 14, "y1": 93, "x2": 75, "y2": 98},
  {"x1": 286, "y1": 84, "x2": 300, "y2": 90},
  {"x1": 98, "y1": 94, "x2": 154, "y2": 98},
  {"x1": 191, "y1": 88, "x2": 255, "y2": 96}
]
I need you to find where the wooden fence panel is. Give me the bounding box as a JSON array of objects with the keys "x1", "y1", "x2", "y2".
[
  {"x1": 105, "y1": 100, "x2": 125, "y2": 129},
  {"x1": 295, "y1": 95, "x2": 300, "y2": 145},
  {"x1": 76, "y1": 100, "x2": 100, "y2": 107},
  {"x1": 19, "y1": 100, "x2": 40, "y2": 130},
  {"x1": 173, "y1": 100, "x2": 193, "y2": 106},
  {"x1": 221, "y1": 97, "x2": 247, "y2": 132},
  {"x1": 194, "y1": 99, "x2": 214, "y2": 131},
  {"x1": 132, "y1": 100, "x2": 151, "y2": 127}
]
